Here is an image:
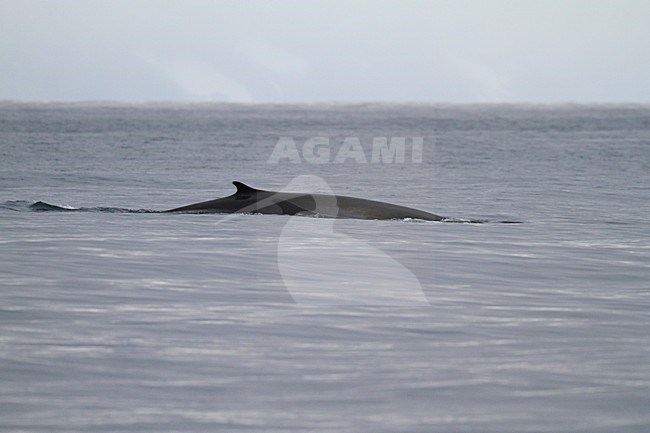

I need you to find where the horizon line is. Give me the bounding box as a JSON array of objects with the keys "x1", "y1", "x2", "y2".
[{"x1": 2, "y1": 99, "x2": 649, "y2": 107}]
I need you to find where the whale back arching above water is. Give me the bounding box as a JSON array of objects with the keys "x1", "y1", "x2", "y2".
[{"x1": 166, "y1": 181, "x2": 444, "y2": 221}]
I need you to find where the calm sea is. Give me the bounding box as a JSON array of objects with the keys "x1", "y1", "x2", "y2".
[{"x1": 1, "y1": 102, "x2": 649, "y2": 432}]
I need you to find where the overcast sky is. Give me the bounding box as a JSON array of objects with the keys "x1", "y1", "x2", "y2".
[{"x1": 1, "y1": 0, "x2": 649, "y2": 103}]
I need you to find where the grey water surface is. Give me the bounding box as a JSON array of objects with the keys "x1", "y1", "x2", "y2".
[{"x1": 1, "y1": 102, "x2": 649, "y2": 432}]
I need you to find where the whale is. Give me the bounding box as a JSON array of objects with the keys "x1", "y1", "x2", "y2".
[{"x1": 166, "y1": 181, "x2": 444, "y2": 221}]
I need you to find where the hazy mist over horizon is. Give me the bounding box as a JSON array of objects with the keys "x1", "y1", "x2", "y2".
[{"x1": 1, "y1": 0, "x2": 649, "y2": 104}]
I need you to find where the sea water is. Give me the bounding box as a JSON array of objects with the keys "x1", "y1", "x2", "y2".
[{"x1": 1, "y1": 102, "x2": 649, "y2": 432}]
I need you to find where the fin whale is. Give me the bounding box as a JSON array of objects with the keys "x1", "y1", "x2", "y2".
[{"x1": 166, "y1": 181, "x2": 444, "y2": 221}]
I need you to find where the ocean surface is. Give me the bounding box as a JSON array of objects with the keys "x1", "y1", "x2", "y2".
[{"x1": 1, "y1": 102, "x2": 649, "y2": 432}]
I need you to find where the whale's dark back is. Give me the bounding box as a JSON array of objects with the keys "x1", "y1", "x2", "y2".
[{"x1": 166, "y1": 181, "x2": 443, "y2": 221}]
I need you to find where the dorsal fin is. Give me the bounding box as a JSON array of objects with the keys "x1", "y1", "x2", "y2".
[{"x1": 232, "y1": 181, "x2": 258, "y2": 199}]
